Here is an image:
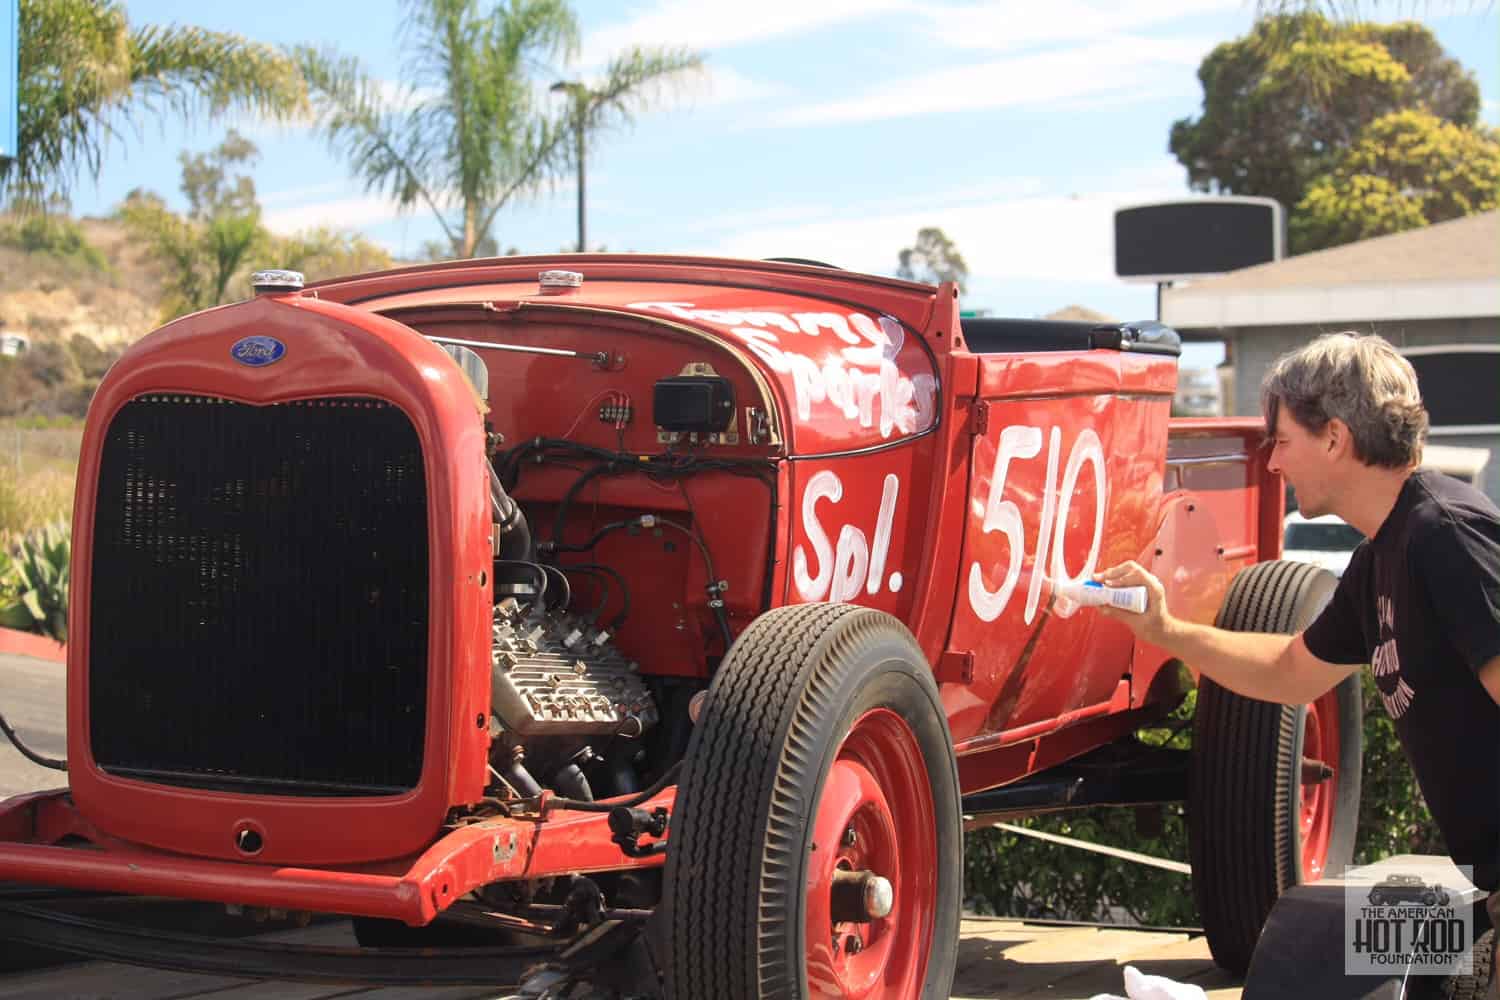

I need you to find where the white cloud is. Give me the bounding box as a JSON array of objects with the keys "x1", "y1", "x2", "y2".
[
  {"x1": 229, "y1": 114, "x2": 316, "y2": 141},
  {"x1": 686, "y1": 163, "x2": 1188, "y2": 287},
  {"x1": 375, "y1": 79, "x2": 443, "y2": 112},
  {"x1": 573, "y1": 64, "x2": 782, "y2": 114},
  {"x1": 580, "y1": 0, "x2": 910, "y2": 66},
  {"x1": 229, "y1": 77, "x2": 435, "y2": 145},
  {"x1": 1102, "y1": 159, "x2": 1192, "y2": 195},
  {"x1": 916, "y1": 0, "x2": 1243, "y2": 52},
  {"x1": 670, "y1": 175, "x2": 1048, "y2": 237},
  {"x1": 579, "y1": 0, "x2": 1238, "y2": 68},
  {"x1": 259, "y1": 182, "x2": 350, "y2": 208},
  {"x1": 261, "y1": 193, "x2": 411, "y2": 235},
  {"x1": 579, "y1": 1, "x2": 1235, "y2": 130},
  {"x1": 774, "y1": 36, "x2": 1210, "y2": 126},
  {"x1": 693, "y1": 66, "x2": 788, "y2": 106}
]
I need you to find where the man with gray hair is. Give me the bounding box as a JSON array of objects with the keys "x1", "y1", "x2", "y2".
[{"x1": 1098, "y1": 332, "x2": 1500, "y2": 990}]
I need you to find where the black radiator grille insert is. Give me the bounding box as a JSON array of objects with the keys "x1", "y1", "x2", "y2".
[{"x1": 89, "y1": 395, "x2": 429, "y2": 796}]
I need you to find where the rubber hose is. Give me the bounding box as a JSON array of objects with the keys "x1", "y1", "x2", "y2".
[
  {"x1": 489, "y1": 462, "x2": 533, "y2": 561},
  {"x1": 503, "y1": 760, "x2": 543, "y2": 798},
  {"x1": 552, "y1": 763, "x2": 594, "y2": 802}
]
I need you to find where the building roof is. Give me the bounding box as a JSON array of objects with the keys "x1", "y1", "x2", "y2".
[
  {"x1": 1042, "y1": 305, "x2": 1115, "y2": 323},
  {"x1": 1163, "y1": 211, "x2": 1500, "y2": 329}
]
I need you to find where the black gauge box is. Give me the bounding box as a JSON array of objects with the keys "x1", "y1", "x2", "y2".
[{"x1": 653, "y1": 375, "x2": 735, "y2": 433}]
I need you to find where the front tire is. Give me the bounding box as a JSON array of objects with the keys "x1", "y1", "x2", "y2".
[
  {"x1": 663, "y1": 604, "x2": 962, "y2": 999},
  {"x1": 1189, "y1": 560, "x2": 1363, "y2": 975}
]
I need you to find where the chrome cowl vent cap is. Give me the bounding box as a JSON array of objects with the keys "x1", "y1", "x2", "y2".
[{"x1": 251, "y1": 269, "x2": 306, "y2": 294}]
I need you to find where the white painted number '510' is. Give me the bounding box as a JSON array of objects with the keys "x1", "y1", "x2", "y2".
[{"x1": 967, "y1": 426, "x2": 1106, "y2": 625}]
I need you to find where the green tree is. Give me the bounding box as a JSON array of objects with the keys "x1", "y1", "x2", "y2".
[
  {"x1": 118, "y1": 131, "x2": 266, "y2": 319},
  {"x1": 300, "y1": 0, "x2": 701, "y2": 260},
  {"x1": 1352, "y1": 672, "x2": 1444, "y2": 863},
  {"x1": 896, "y1": 227, "x2": 969, "y2": 291},
  {"x1": 2, "y1": 0, "x2": 305, "y2": 205},
  {"x1": 275, "y1": 227, "x2": 393, "y2": 281},
  {"x1": 963, "y1": 675, "x2": 1445, "y2": 926},
  {"x1": 963, "y1": 695, "x2": 1198, "y2": 927},
  {"x1": 118, "y1": 132, "x2": 393, "y2": 320},
  {"x1": 1170, "y1": 13, "x2": 1480, "y2": 245},
  {"x1": 1292, "y1": 109, "x2": 1500, "y2": 252},
  {"x1": 0, "y1": 211, "x2": 109, "y2": 272}
]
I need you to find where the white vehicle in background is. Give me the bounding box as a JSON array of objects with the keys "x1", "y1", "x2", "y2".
[{"x1": 1283, "y1": 510, "x2": 1365, "y2": 578}]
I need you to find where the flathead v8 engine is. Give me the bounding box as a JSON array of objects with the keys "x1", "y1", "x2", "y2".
[{"x1": 490, "y1": 597, "x2": 656, "y2": 739}]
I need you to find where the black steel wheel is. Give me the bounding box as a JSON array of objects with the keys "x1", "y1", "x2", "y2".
[
  {"x1": 662, "y1": 603, "x2": 962, "y2": 1000},
  {"x1": 1189, "y1": 559, "x2": 1363, "y2": 975}
]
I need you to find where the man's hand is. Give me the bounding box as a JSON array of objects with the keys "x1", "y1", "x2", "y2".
[
  {"x1": 1091, "y1": 560, "x2": 1358, "y2": 705},
  {"x1": 1094, "y1": 561, "x2": 1174, "y2": 646}
]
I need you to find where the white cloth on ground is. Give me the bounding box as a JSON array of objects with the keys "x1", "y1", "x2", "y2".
[{"x1": 1086, "y1": 964, "x2": 1209, "y2": 1000}]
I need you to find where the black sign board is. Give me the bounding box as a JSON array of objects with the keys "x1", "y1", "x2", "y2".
[
  {"x1": 1115, "y1": 197, "x2": 1283, "y2": 282},
  {"x1": 1405, "y1": 348, "x2": 1500, "y2": 428}
]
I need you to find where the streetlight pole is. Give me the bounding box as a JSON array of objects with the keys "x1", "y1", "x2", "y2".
[
  {"x1": 551, "y1": 80, "x2": 588, "y2": 253},
  {"x1": 574, "y1": 92, "x2": 586, "y2": 253}
]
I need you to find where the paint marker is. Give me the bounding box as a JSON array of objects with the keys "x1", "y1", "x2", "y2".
[{"x1": 1052, "y1": 580, "x2": 1148, "y2": 618}]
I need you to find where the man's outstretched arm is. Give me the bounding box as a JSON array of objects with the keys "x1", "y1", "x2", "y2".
[
  {"x1": 1095, "y1": 560, "x2": 1362, "y2": 706},
  {"x1": 1480, "y1": 656, "x2": 1500, "y2": 707}
]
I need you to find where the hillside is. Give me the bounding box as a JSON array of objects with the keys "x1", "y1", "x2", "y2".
[{"x1": 0, "y1": 216, "x2": 165, "y2": 351}]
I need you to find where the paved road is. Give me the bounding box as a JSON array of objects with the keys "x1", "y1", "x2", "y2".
[
  {"x1": 0, "y1": 652, "x2": 67, "y2": 797},
  {"x1": 0, "y1": 917, "x2": 1240, "y2": 999}
]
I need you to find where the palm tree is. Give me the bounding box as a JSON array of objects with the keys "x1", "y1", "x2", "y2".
[
  {"x1": 2, "y1": 0, "x2": 306, "y2": 206},
  {"x1": 300, "y1": 0, "x2": 702, "y2": 259}
]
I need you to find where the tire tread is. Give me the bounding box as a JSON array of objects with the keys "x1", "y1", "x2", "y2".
[
  {"x1": 1191, "y1": 559, "x2": 1349, "y2": 975},
  {"x1": 664, "y1": 604, "x2": 958, "y2": 999}
]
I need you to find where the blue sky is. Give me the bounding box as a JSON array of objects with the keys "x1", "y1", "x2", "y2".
[{"x1": 62, "y1": 2, "x2": 1500, "y2": 370}]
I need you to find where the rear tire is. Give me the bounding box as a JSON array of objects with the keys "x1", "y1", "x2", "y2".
[
  {"x1": 1440, "y1": 928, "x2": 1493, "y2": 1000},
  {"x1": 662, "y1": 603, "x2": 962, "y2": 999},
  {"x1": 1189, "y1": 560, "x2": 1363, "y2": 975}
]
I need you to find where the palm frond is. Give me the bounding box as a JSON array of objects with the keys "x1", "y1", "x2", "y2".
[
  {"x1": 583, "y1": 46, "x2": 705, "y2": 137},
  {"x1": 127, "y1": 24, "x2": 306, "y2": 123},
  {"x1": 295, "y1": 45, "x2": 458, "y2": 246},
  {"x1": 3, "y1": 0, "x2": 304, "y2": 203},
  {"x1": 296, "y1": 0, "x2": 698, "y2": 258}
]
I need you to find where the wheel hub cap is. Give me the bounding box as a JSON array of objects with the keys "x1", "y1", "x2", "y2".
[
  {"x1": 830, "y1": 870, "x2": 894, "y2": 922},
  {"x1": 804, "y1": 708, "x2": 937, "y2": 999},
  {"x1": 1298, "y1": 693, "x2": 1341, "y2": 882}
]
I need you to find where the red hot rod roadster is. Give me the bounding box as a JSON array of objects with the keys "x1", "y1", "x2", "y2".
[{"x1": 0, "y1": 256, "x2": 1360, "y2": 997}]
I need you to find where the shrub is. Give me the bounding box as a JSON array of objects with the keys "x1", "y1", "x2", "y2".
[
  {"x1": 963, "y1": 671, "x2": 1444, "y2": 926},
  {"x1": 1352, "y1": 670, "x2": 1443, "y2": 862},
  {"x1": 0, "y1": 215, "x2": 109, "y2": 273},
  {"x1": 0, "y1": 521, "x2": 70, "y2": 642},
  {"x1": 0, "y1": 338, "x2": 119, "y2": 419}
]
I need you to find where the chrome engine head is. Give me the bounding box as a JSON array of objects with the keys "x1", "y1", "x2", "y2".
[{"x1": 490, "y1": 597, "x2": 657, "y2": 737}]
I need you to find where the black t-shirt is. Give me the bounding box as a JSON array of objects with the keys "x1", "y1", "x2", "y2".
[{"x1": 1303, "y1": 470, "x2": 1500, "y2": 887}]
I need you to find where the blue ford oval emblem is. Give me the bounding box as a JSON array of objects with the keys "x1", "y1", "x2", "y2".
[{"x1": 231, "y1": 335, "x2": 285, "y2": 367}]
